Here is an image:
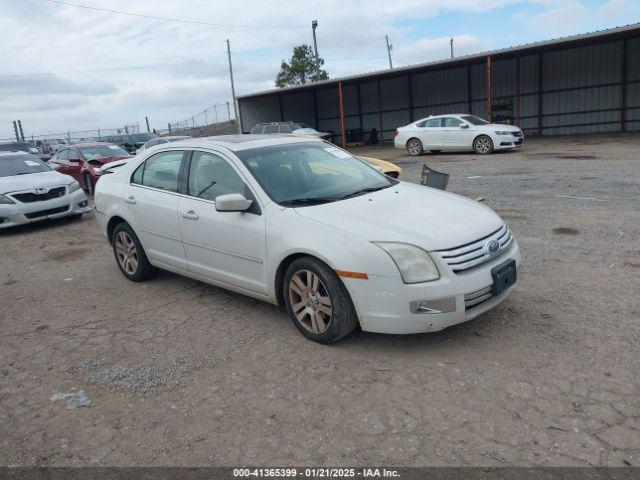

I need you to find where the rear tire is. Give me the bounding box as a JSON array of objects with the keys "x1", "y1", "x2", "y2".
[
  {"x1": 406, "y1": 138, "x2": 424, "y2": 156},
  {"x1": 283, "y1": 256, "x2": 358, "y2": 344},
  {"x1": 473, "y1": 135, "x2": 494, "y2": 155},
  {"x1": 111, "y1": 223, "x2": 157, "y2": 282}
]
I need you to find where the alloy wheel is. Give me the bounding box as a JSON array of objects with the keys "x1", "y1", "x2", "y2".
[
  {"x1": 288, "y1": 269, "x2": 333, "y2": 334},
  {"x1": 407, "y1": 139, "x2": 422, "y2": 155},
  {"x1": 475, "y1": 137, "x2": 492, "y2": 154},
  {"x1": 114, "y1": 231, "x2": 138, "y2": 275}
]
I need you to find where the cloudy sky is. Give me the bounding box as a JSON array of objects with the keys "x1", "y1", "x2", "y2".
[{"x1": 1, "y1": 0, "x2": 638, "y2": 139}]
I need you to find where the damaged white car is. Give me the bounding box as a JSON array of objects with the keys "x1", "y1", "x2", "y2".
[{"x1": 0, "y1": 151, "x2": 92, "y2": 228}]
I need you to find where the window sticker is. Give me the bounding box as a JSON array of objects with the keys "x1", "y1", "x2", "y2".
[{"x1": 324, "y1": 146, "x2": 351, "y2": 159}]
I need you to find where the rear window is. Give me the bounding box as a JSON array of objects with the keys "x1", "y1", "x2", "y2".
[{"x1": 81, "y1": 145, "x2": 129, "y2": 159}]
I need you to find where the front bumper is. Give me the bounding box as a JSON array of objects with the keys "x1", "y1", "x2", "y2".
[
  {"x1": 495, "y1": 134, "x2": 524, "y2": 150},
  {"x1": 343, "y1": 239, "x2": 521, "y2": 334},
  {"x1": 0, "y1": 189, "x2": 92, "y2": 229}
]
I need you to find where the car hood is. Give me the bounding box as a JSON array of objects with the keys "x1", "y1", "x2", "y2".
[
  {"x1": 294, "y1": 182, "x2": 503, "y2": 251},
  {"x1": 0, "y1": 170, "x2": 73, "y2": 194},
  {"x1": 478, "y1": 123, "x2": 521, "y2": 132}
]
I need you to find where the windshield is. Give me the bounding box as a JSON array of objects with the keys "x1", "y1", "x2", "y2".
[
  {"x1": 0, "y1": 155, "x2": 51, "y2": 177},
  {"x1": 236, "y1": 142, "x2": 395, "y2": 206},
  {"x1": 0, "y1": 143, "x2": 30, "y2": 153},
  {"x1": 461, "y1": 115, "x2": 489, "y2": 125},
  {"x1": 129, "y1": 133, "x2": 156, "y2": 143},
  {"x1": 291, "y1": 123, "x2": 312, "y2": 130},
  {"x1": 81, "y1": 145, "x2": 129, "y2": 159}
]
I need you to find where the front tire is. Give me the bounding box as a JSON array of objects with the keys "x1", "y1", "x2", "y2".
[
  {"x1": 406, "y1": 138, "x2": 424, "y2": 156},
  {"x1": 473, "y1": 135, "x2": 494, "y2": 155},
  {"x1": 83, "y1": 173, "x2": 95, "y2": 195},
  {"x1": 111, "y1": 223, "x2": 157, "y2": 282},
  {"x1": 283, "y1": 256, "x2": 358, "y2": 344}
]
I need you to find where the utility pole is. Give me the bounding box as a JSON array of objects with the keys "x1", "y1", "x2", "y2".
[
  {"x1": 145, "y1": 116, "x2": 151, "y2": 133},
  {"x1": 385, "y1": 35, "x2": 393, "y2": 69},
  {"x1": 226, "y1": 39, "x2": 240, "y2": 133},
  {"x1": 12, "y1": 121, "x2": 19, "y2": 142},
  {"x1": 450, "y1": 38, "x2": 454, "y2": 58},
  {"x1": 312, "y1": 20, "x2": 320, "y2": 81},
  {"x1": 226, "y1": 101, "x2": 231, "y2": 121},
  {"x1": 17, "y1": 120, "x2": 25, "y2": 142},
  {"x1": 214, "y1": 105, "x2": 219, "y2": 124}
]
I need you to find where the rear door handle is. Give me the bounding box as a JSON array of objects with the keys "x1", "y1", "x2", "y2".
[
  {"x1": 125, "y1": 196, "x2": 136, "y2": 204},
  {"x1": 181, "y1": 210, "x2": 199, "y2": 220}
]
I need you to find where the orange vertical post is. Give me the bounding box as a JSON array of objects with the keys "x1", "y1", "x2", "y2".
[
  {"x1": 487, "y1": 55, "x2": 493, "y2": 122},
  {"x1": 338, "y1": 81, "x2": 347, "y2": 149}
]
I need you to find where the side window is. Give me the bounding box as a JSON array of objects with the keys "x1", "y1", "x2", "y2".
[
  {"x1": 442, "y1": 117, "x2": 463, "y2": 127},
  {"x1": 131, "y1": 163, "x2": 144, "y2": 184},
  {"x1": 263, "y1": 124, "x2": 278, "y2": 134},
  {"x1": 425, "y1": 118, "x2": 443, "y2": 128},
  {"x1": 136, "y1": 151, "x2": 184, "y2": 192},
  {"x1": 58, "y1": 149, "x2": 70, "y2": 161},
  {"x1": 188, "y1": 151, "x2": 247, "y2": 202},
  {"x1": 277, "y1": 124, "x2": 292, "y2": 133}
]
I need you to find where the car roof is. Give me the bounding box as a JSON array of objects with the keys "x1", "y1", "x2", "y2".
[
  {"x1": 62, "y1": 142, "x2": 120, "y2": 148},
  {"x1": 175, "y1": 134, "x2": 324, "y2": 152}
]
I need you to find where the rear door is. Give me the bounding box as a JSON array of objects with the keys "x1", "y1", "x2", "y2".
[
  {"x1": 177, "y1": 149, "x2": 268, "y2": 294},
  {"x1": 65, "y1": 147, "x2": 83, "y2": 182},
  {"x1": 126, "y1": 150, "x2": 188, "y2": 270}
]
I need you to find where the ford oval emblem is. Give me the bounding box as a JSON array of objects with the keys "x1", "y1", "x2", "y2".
[{"x1": 486, "y1": 240, "x2": 500, "y2": 254}]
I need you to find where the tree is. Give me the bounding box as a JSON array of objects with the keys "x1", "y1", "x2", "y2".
[{"x1": 275, "y1": 44, "x2": 329, "y2": 87}]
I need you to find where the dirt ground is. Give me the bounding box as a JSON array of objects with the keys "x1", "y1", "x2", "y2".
[{"x1": 1, "y1": 133, "x2": 639, "y2": 467}]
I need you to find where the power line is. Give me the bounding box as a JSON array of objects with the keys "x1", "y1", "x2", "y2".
[{"x1": 44, "y1": 0, "x2": 307, "y2": 29}]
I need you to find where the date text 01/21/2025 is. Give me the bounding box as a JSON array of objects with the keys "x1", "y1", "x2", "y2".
[{"x1": 233, "y1": 468, "x2": 401, "y2": 478}]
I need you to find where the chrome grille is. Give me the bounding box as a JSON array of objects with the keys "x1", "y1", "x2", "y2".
[
  {"x1": 12, "y1": 186, "x2": 66, "y2": 203},
  {"x1": 436, "y1": 225, "x2": 512, "y2": 273},
  {"x1": 464, "y1": 286, "x2": 492, "y2": 310}
]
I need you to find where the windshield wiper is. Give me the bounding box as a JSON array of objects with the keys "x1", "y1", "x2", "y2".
[
  {"x1": 337, "y1": 185, "x2": 390, "y2": 200},
  {"x1": 279, "y1": 197, "x2": 338, "y2": 207}
]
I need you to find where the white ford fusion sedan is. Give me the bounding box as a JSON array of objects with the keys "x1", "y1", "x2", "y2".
[
  {"x1": 94, "y1": 135, "x2": 520, "y2": 343},
  {"x1": 0, "y1": 151, "x2": 91, "y2": 229},
  {"x1": 394, "y1": 114, "x2": 524, "y2": 156}
]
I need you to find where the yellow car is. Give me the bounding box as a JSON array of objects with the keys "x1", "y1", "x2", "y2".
[{"x1": 358, "y1": 156, "x2": 402, "y2": 179}]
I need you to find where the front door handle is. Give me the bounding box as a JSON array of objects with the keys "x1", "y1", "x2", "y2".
[
  {"x1": 125, "y1": 196, "x2": 136, "y2": 205},
  {"x1": 181, "y1": 210, "x2": 199, "y2": 220}
]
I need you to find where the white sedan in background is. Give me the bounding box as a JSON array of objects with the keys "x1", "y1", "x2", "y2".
[
  {"x1": 0, "y1": 152, "x2": 91, "y2": 228},
  {"x1": 94, "y1": 135, "x2": 519, "y2": 344},
  {"x1": 394, "y1": 114, "x2": 524, "y2": 156}
]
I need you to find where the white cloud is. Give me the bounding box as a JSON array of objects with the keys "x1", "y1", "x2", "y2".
[{"x1": 0, "y1": 0, "x2": 630, "y2": 137}]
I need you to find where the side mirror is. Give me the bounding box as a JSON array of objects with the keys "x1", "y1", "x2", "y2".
[
  {"x1": 460, "y1": 123, "x2": 469, "y2": 129},
  {"x1": 215, "y1": 193, "x2": 253, "y2": 212}
]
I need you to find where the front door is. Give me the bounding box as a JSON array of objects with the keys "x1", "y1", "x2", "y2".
[
  {"x1": 177, "y1": 150, "x2": 268, "y2": 294},
  {"x1": 126, "y1": 150, "x2": 188, "y2": 270},
  {"x1": 417, "y1": 117, "x2": 445, "y2": 149},
  {"x1": 439, "y1": 116, "x2": 473, "y2": 147}
]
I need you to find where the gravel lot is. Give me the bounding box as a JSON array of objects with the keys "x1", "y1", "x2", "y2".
[{"x1": 1, "y1": 133, "x2": 639, "y2": 467}]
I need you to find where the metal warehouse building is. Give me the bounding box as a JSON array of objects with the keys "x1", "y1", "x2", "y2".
[{"x1": 237, "y1": 23, "x2": 640, "y2": 144}]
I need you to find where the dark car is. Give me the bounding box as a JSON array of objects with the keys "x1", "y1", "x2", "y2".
[
  {"x1": 48, "y1": 142, "x2": 131, "y2": 194},
  {"x1": 102, "y1": 133, "x2": 157, "y2": 154},
  {"x1": 0, "y1": 141, "x2": 51, "y2": 162}
]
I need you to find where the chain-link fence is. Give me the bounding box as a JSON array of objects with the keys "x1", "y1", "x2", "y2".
[
  {"x1": 26, "y1": 123, "x2": 141, "y2": 144},
  {"x1": 162, "y1": 103, "x2": 234, "y2": 135}
]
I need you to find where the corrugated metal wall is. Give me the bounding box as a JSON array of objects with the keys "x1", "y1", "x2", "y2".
[{"x1": 239, "y1": 32, "x2": 640, "y2": 140}]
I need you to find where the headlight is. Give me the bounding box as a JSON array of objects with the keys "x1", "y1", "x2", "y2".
[
  {"x1": 67, "y1": 180, "x2": 81, "y2": 193},
  {"x1": 0, "y1": 195, "x2": 15, "y2": 205},
  {"x1": 374, "y1": 242, "x2": 440, "y2": 283},
  {"x1": 495, "y1": 131, "x2": 511, "y2": 135}
]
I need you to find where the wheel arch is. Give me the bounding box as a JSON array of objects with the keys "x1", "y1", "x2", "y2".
[
  {"x1": 274, "y1": 252, "x2": 337, "y2": 307},
  {"x1": 406, "y1": 136, "x2": 422, "y2": 148},
  {"x1": 106, "y1": 215, "x2": 129, "y2": 242}
]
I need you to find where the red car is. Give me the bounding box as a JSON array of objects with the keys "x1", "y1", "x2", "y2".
[{"x1": 48, "y1": 142, "x2": 131, "y2": 194}]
